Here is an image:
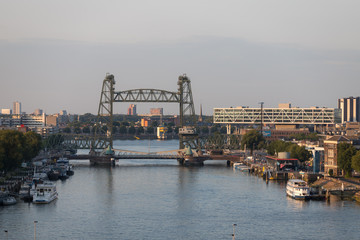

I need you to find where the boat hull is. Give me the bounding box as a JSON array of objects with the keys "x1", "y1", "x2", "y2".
[{"x1": 33, "y1": 193, "x2": 58, "y2": 204}]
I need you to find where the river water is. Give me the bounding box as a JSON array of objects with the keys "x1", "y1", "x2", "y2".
[{"x1": 1, "y1": 139, "x2": 360, "y2": 240}]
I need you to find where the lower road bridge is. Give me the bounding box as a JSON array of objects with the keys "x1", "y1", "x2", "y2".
[{"x1": 67, "y1": 148, "x2": 242, "y2": 166}]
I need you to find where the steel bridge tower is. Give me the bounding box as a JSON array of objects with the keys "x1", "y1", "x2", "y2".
[{"x1": 92, "y1": 73, "x2": 197, "y2": 151}]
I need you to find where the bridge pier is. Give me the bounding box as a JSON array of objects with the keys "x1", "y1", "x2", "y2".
[{"x1": 177, "y1": 156, "x2": 206, "y2": 166}]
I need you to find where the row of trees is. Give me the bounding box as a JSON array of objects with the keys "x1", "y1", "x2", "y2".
[
  {"x1": 0, "y1": 130, "x2": 42, "y2": 171},
  {"x1": 240, "y1": 129, "x2": 312, "y2": 162},
  {"x1": 337, "y1": 143, "x2": 360, "y2": 177},
  {"x1": 266, "y1": 140, "x2": 312, "y2": 163}
]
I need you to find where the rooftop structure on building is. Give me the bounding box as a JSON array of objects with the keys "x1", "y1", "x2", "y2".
[
  {"x1": 60, "y1": 110, "x2": 67, "y2": 115},
  {"x1": 150, "y1": 108, "x2": 163, "y2": 116},
  {"x1": 34, "y1": 109, "x2": 43, "y2": 115},
  {"x1": 214, "y1": 103, "x2": 338, "y2": 126}
]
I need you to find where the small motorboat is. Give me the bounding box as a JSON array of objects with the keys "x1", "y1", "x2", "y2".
[{"x1": 2, "y1": 196, "x2": 17, "y2": 206}]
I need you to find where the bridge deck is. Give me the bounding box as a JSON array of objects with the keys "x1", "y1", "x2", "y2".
[{"x1": 69, "y1": 154, "x2": 241, "y2": 161}]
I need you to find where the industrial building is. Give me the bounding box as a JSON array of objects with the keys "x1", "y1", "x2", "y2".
[{"x1": 214, "y1": 105, "x2": 337, "y2": 126}]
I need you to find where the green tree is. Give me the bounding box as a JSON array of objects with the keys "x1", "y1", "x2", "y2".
[
  {"x1": 121, "y1": 121, "x2": 130, "y2": 127},
  {"x1": 23, "y1": 132, "x2": 42, "y2": 161},
  {"x1": 338, "y1": 142, "x2": 356, "y2": 177},
  {"x1": 119, "y1": 126, "x2": 127, "y2": 134},
  {"x1": 63, "y1": 127, "x2": 71, "y2": 133},
  {"x1": 74, "y1": 127, "x2": 81, "y2": 134},
  {"x1": 351, "y1": 151, "x2": 360, "y2": 173},
  {"x1": 201, "y1": 126, "x2": 209, "y2": 134},
  {"x1": 266, "y1": 140, "x2": 293, "y2": 156},
  {"x1": 167, "y1": 126, "x2": 173, "y2": 134},
  {"x1": 147, "y1": 127, "x2": 154, "y2": 134},
  {"x1": 82, "y1": 126, "x2": 90, "y2": 134},
  {"x1": 241, "y1": 129, "x2": 265, "y2": 154},
  {"x1": 0, "y1": 130, "x2": 25, "y2": 171},
  {"x1": 289, "y1": 132, "x2": 319, "y2": 141},
  {"x1": 288, "y1": 145, "x2": 312, "y2": 163},
  {"x1": 128, "y1": 126, "x2": 136, "y2": 134},
  {"x1": 220, "y1": 126, "x2": 227, "y2": 134},
  {"x1": 138, "y1": 127, "x2": 145, "y2": 134},
  {"x1": 210, "y1": 125, "x2": 219, "y2": 133},
  {"x1": 174, "y1": 127, "x2": 179, "y2": 134}
]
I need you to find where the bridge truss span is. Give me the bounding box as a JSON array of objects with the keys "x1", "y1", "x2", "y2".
[
  {"x1": 94, "y1": 74, "x2": 197, "y2": 150},
  {"x1": 114, "y1": 89, "x2": 180, "y2": 102}
]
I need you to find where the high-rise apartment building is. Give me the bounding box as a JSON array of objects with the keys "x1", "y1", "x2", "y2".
[
  {"x1": 338, "y1": 97, "x2": 360, "y2": 123},
  {"x1": 13, "y1": 101, "x2": 21, "y2": 115},
  {"x1": 127, "y1": 104, "x2": 137, "y2": 115}
]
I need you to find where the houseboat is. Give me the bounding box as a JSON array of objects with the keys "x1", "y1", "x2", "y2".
[
  {"x1": 286, "y1": 179, "x2": 310, "y2": 200},
  {"x1": 33, "y1": 182, "x2": 58, "y2": 204}
]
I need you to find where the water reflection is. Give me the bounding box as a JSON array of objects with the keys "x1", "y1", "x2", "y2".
[{"x1": 286, "y1": 196, "x2": 311, "y2": 210}]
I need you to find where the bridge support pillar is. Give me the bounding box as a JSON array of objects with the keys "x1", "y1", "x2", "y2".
[{"x1": 178, "y1": 157, "x2": 204, "y2": 166}]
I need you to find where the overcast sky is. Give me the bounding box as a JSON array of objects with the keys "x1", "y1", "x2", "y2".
[{"x1": 1, "y1": 0, "x2": 359, "y2": 115}]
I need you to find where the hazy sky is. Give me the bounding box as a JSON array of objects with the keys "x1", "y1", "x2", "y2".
[{"x1": 1, "y1": 0, "x2": 359, "y2": 115}]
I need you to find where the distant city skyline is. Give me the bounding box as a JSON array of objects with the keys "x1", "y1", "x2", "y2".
[{"x1": 1, "y1": 1, "x2": 360, "y2": 115}]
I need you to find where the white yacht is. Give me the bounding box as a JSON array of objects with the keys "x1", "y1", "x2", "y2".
[
  {"x1": 286, "y1": 179, "x2": 310, "y2": 200},
  {"x1": 32, "y1": 182, "x2": 58, "y2": 204}
]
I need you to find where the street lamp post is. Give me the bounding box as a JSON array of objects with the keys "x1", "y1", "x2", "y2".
[
  {"x1": 232, "y1": 223, "x2": 237, "y2": 240},
  {"x1": 34, "y1": 221, "x2": 38, "y2": 240},
  {"x1": 4, "y1": 230, "x2": 8, "y2": 240}
]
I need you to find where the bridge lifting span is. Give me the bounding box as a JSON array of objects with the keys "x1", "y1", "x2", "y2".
[{"x1": 93, "y1": 74, "x2": 198, "y2": 151}]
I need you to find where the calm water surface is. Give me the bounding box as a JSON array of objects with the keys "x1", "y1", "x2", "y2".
[{"x1": 1, "y1": 140, "x2": 360, "y2": 240}]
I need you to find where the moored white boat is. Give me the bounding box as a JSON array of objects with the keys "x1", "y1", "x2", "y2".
[
  {"x1": 233, "y1": 162, "x2": 250, "y2": 172},
  {"x1": 33, "y1": 181, "x2": 58, "y2": 204},
  {"x1": 2, "y1": 196, "x2": 17, "y2": 206},
  {"x1": 286, "y1": 179, "x2": 310, "y2": 200}
]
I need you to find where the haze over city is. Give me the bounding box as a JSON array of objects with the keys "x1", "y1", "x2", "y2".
[{"x1": 1, "y1": 0, "x2": 360, "y2": 115}]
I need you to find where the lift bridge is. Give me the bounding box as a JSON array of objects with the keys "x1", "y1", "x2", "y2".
[{"x1": 45, "y1": 74, "x2": 241, "y2": 162}]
